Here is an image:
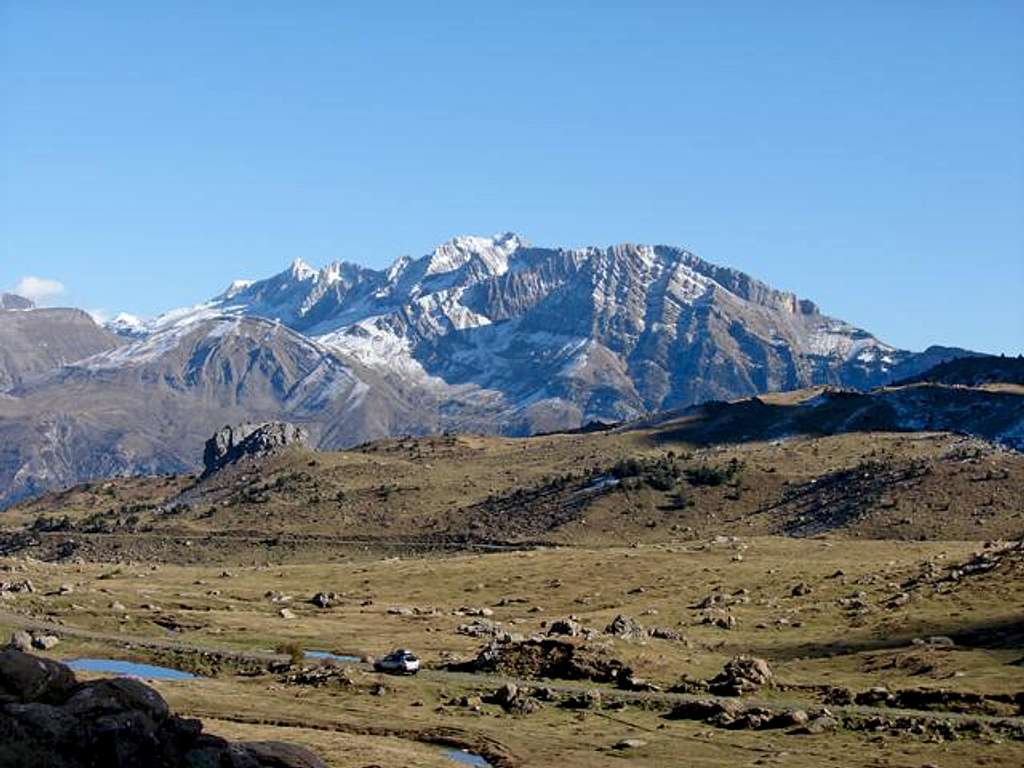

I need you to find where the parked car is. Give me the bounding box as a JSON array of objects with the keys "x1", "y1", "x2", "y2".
[{"x1": 373, "y1": 648, "x2": 420, "y2": 675}]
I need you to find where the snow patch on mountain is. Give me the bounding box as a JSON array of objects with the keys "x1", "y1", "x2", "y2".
[{"x1": 424, "y1": 232, "x2": 524, "y2": 277}]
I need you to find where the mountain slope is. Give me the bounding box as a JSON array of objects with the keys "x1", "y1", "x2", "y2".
[
  {"x1": 0, "y1": 314, "x2": 439, "y2": 506},
  {"x1": 0, "y1": 305, "x2": 123, "y2": 391}
]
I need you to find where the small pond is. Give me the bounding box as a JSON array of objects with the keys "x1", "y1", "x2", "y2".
[
  {"x1": 67, "y1": 658, "x2": 198, "y2": 680},
  {"x1": 304, "y1": 650, "x2": 361, "y2": 663},
  {"x1": 443, "y1": 748, "x2": 493, "y2": 767}
]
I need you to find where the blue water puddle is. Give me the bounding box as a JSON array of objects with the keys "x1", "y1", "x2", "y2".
[
  {"x1": 67, "y1": 658, "x2": 198, "y2": 680},
  {"x1": 304, "y1": 650, "x2": 361, "y2": 663},
  {"x1": 443, "y1": 749, "x2": 492, "y2": 767}
]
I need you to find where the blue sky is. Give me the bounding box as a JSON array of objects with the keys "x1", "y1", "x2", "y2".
[{"x1": 2, "y1": 1, "x2": 1022, "y2": 353}]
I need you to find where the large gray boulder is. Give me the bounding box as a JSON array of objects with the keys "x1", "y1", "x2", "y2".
[
  {"x1": 202, "y1": 422, "x2": 309, "y2": 475},
  {"x1": 0, "y1": 650, "x2": 327, "y2": 768}
]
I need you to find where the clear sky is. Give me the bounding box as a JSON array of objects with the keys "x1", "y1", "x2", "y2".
[{"x1": 2, "y1": 1, "x2": 1022, "y2": 353}]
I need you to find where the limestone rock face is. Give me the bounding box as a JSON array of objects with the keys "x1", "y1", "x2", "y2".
[{"x1": 203, "y1": 422, "x2": 310, "y2": 475}]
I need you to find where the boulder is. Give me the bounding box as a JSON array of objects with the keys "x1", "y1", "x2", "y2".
[
  {"x1": 225, "y1": 741, "x2": 328, "y2": 767},
  {"x1": 0, "y1": 650, "x2": 327, "y2": 767},
  {"x1": 30, "y1": 635, "x2": 60, "y2": 651},
  {"x1": 604, "y1": 614, "x2": 646, "y2": 641},
  {"x1": 547, "y1": 616, "x2": 582, "y2": 637},
  {"x1": 0, "y1": 649, "x2": 78, "y2": 704}
]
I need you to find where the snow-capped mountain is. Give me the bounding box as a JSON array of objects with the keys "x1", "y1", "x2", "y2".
[
  {"x1": 145, "y1": 233, "x2": 946, "y2": 428},
  {"x1": 0, "y1": 233, "x2": 983, "y2": 506}
]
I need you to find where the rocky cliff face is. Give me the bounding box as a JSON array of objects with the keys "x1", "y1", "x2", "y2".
[
  {"x1": 203, "y1": 422, "x2": 310, "y2": 475},
  {"x1": 0, "y1": 293, "x2": 34, "y2": 311}
]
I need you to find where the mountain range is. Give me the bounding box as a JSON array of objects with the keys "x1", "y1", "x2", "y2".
[{"x1": 0, "y1": 233, "x2": 996, "y2": 506}]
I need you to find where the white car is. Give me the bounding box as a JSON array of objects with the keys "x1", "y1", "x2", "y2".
[{"x1": 373, "y1": 648, "x2": 421, "y2": 675}]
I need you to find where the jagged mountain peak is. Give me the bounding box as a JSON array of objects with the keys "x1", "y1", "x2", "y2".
[
  {"x1": 423, "y1": 231, "x2": 526, "y2": 277},
  {"x1": 289, "y1": 257, "x2": 317, "y2": 281}
]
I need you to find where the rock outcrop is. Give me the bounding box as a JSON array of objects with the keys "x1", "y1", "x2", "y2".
[
  {"x1": 0, "y1": 648, "x2": 327, "y2": 768},
  {"x1": 203, "y1": 422, "x2": 310, "y2": 475},
  {"x1": 0, "y1": 293, "x2": 34, "y2": 311}
]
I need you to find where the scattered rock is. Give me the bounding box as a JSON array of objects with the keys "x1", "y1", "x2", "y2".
[
  {"x1": 700, "y1": 609, "x2": 736, "y2": 630},
  {"x1": 310, "y1": 592, "x2": 333, "y2": 609},
  {"x1": 612, "y1": 738, "x2": 646, "y2": 750},
  {"x1": 0, "y1": 579, "x2": 35, "y2": 594},
  {"x1": 278, "y1": 608, "x2": 296, "y2": 620},
  {"x1": 888, "y1": 592, "x2": 911, "y2": 608},
  {"x1": 561, "y1": 689, "x2": 601, "y2": 709},
  {"x1": 547, "y1": 616, "x2": 582, "y2": 637},
  {"x1": 795, "y1": 714, "x2": 839, "y2": 734},
  {"x1": 455, "y1": 606, "x2": 494, "y2": 618},
  {"x1": 648, "y1": 627, "x2": 684, "y2": 642},
  {"x1": 605, "y1": 614, "x2": 646, "y2": 641},
  {"x1": 708, "y1": 656, "x2": 773, "y2": 696},
  {"x1": 484, "y1": 682, "x2": 542, "y2": 714},
  {"x1": 457, "y1": 620, "x2": 500, "y2": 638}
]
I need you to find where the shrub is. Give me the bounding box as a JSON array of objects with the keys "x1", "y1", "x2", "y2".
[{"x1": 275, "y1": 640, "x2": 306, "y2": 666}]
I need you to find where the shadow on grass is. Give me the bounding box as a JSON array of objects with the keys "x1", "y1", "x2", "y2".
[{"x1": 740, "y1": 616, "x2": 1024, "y2": 663}]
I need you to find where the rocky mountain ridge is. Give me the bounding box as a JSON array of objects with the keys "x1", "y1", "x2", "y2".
[{"x1": 135, "y1": 234, "x2": 973, "y2": 419}]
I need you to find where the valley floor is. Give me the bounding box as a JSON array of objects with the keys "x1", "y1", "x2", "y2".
[{"x1": 2, "y1": 536, "x2": 1022, "y2": 766}]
